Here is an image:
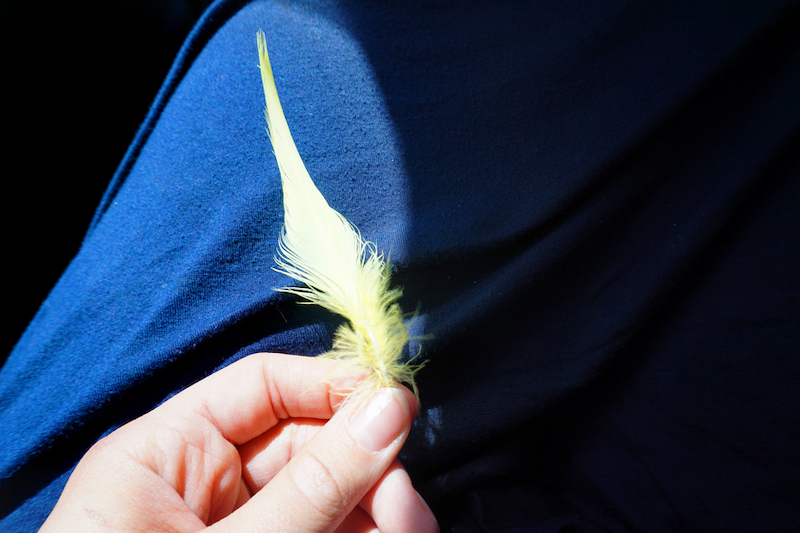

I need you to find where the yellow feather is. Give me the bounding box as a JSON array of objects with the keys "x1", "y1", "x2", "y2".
[{"x1": 257, "y1": 31, "x2": 421, "y2": 397}]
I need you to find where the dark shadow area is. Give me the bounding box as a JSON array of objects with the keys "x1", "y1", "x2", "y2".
[
  {"x1": 1, "y1": 1, "x2": 212, "y2": 362},
  {"x1": 333, "y1": 2, "x2": 800, "y2": 530}
]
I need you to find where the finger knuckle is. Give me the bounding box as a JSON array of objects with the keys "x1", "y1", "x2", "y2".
[{"x1": 290, "y1": 448, "x2": 353, "y2": 521}]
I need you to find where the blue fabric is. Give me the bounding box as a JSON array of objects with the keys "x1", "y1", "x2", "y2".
[{"x1": 2, "y1": 0, "x2": 799, "y2": 531}]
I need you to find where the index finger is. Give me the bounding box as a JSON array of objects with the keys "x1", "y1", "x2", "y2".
[{"x1": 158, "y1": 352, "x2": 369, "y2": 445}]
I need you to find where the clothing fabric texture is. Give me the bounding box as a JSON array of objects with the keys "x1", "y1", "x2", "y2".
[{"x1": 2, "y1": 0, "x2": 799, "y2": 531}]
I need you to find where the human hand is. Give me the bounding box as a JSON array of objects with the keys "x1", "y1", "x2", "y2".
[{"x1": 38, "y1": 353, "x2": 438, "y2": 533}]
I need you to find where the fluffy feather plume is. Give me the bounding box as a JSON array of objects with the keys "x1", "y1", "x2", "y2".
[{"x1": 257, "y1": 31, "x2": 420, "y2": 397}]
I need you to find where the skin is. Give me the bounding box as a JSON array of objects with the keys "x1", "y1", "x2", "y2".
[{"x1": 39, "y1": 353, "x2": 439, "y2": 533}]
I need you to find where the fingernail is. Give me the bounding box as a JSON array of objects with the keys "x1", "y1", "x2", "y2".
[
  {"x1": 348, "y1": 388, "x2": 408, "y2": 452},
  {"x1": 413, "y1": 490, "x2": 440, "y2": 533}
]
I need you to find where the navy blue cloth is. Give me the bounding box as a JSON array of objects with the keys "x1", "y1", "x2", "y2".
[{"x1": 2, "y1": 0, "x2": 799, "y2": 531}]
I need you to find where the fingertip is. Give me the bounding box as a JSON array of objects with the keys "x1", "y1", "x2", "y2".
[
  {"x1": 348, "y1": 387, "x2": 411, "y2": 453},
  {"x1": 414, "y1": 490, "x2": 440, "y2": 533},
  {"x1": 360, "y1": 464, "x2": 439, "y2": 533},
  {"x1": 404, "y1": 385, "x2": 421, "y2": 420}
]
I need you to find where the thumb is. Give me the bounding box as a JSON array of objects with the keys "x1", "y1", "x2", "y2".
[{"x1": 213, "y1": 386, "x2": 416, "y2": 533}]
